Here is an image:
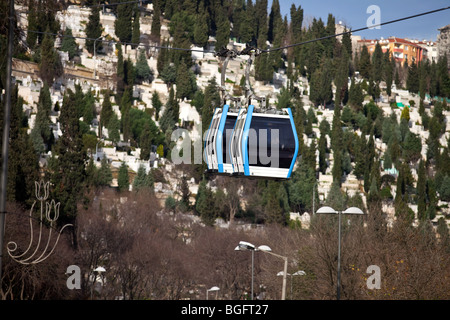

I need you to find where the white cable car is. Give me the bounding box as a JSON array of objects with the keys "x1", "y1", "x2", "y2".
[
  {"x1": 205, "y1": 46, "x2": 299, "y2": 180},
  {"x1": 228, "y1": 48, "x2": 299, "y2": 180},
  {"x1": 204, "y1": 48, "x2": 240, "y2": 174}
]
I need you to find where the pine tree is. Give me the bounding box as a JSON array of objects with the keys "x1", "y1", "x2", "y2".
[
  {"x1": 133, "y1": 165, "x2": 148, "y2": 191},
  {"x1": 96, "y1": 157, "x2": 112, "y2": 187},
  {"x1": 60, "y1": 28, "x2": 78, "y2": 60},
  {"x1": 179, "y1": 175, "x2": 191, "y2": 212},
  {"x1": 195, "y1": 178, "x2": 216, "y2": 225},
  {"x1": 135, "y1": 49, "x2": 153, "y2": 83}
]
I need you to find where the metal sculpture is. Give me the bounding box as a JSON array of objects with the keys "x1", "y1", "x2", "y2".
[{"x1": 7, "y1": 181, "x2": 72, "y2": 265}]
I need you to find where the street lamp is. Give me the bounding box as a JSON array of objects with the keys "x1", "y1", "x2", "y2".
[
  {"x1": 206, "y1": 286, "x2": 220, "y2": 300},
  {"x1": 235, "y1": 241, "x2": 257, "y2": 300},
  {"x1": 315, "y1": 206, "x2": 364, "y2": 300},
  {"x1": 235, "y1": 242, "x2": 290, "y2": 300},
  {"x1": 91, "y1": 266, "x2": 106, "y2": 299},
  {"x1": 277, "y1": 270, "x2": 305, "y2": 299},
  {"x1": 258, "y1": 245, "x2": 289, "y2": 301},
  {"x1": 93, "y1": 35, "x2": 103, "y2": 79}
]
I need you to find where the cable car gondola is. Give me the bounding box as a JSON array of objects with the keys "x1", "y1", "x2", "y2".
[
  {"x1": 205, "y1": 46, "x2": 299, "y2": 180},
  {"x1": 204, "y1": 48, "x2": 240, "y2": 175},
  {"x1": 228, "y1": 48, "x2": 299, "y2": 180}
]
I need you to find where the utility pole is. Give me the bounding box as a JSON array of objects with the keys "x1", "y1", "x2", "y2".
[{"x1": 0, "y1": 0, "x2": 14, "y2": 284}]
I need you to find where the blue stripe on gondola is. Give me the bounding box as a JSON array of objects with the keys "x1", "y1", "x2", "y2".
[
  {"x1": 229, "y1": 107, "x2": 242, "y2": 173},
  {"x1": 286, "y1": 108, "x2": 299, "y2": 179},
  {"x1": 242, "y1": 105, "x2": 254, "y2": 176},
  {"x1": 204, "y1": 107, "x2": 218, "y2": 169},
  {"x1": 216, "y1": 105, "x2": 230, "y2": 173}
]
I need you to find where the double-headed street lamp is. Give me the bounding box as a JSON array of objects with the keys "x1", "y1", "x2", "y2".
[
  {"x1": 315, "y1": 206, "x2": 364, "y2": 300},
  {"x1": 277, "y1": 270, "x2": 305, "y2": 299},
  {"x1": 206, "y1": 286, "x2": 220, "y2": 300},
  {"x1": 235, "y1": 241, "x2": 289, "y2": 300}
]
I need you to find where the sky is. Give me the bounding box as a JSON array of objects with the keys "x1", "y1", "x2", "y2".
[{"x1": 273, "y1": 0, "x2": 450, "y2": 41}]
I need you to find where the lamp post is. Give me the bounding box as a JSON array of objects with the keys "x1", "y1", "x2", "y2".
[
  {"x1": 91, "y1": 266, "x2": 106, "y2": 299},
  {"x1": 93, "y1": 36, "x2": 102, "y2": 79},
  {"x1": 278, "y1": 270, "x2": 305, "y2": 299},
  {"x1": 206, "y1": 286, "x2": 220, "y2": 300},
  {"x1": 257, "y1": 245, "x2": 288, "y2": 301},
  {"x1": 315, "y1": 206, "x2": 364, "y2": 300},
  {"x1": 235, "y1": 241, "x2": 290, "y2": 300},
  {"x1": 235, "y1": 241, "x2": 257, "y2": 300}
]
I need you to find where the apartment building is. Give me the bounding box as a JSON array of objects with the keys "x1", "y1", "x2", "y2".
[{"x1": 357, "y1": 37, "x2": 427, "y2": 65}]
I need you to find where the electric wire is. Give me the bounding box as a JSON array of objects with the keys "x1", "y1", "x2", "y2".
[
  {"x1": 18, "y1": 5, "x2": 450, "y2": 57},
  {"x1": 262, "y1": 5, "x2": 450, "y2": 53}
]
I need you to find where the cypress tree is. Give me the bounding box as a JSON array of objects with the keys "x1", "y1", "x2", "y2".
[
  {"x1": 215, "y1": 9, "x2": 230, "y2": 50},
  {"x1": 151, "y1": 0, "x2": 161, "y2": 41},
  {"x1": 371, "y1": 42, "x2": 383, "y2": 82},
  {"x1": 417, "y1": 160, "x2": 427, "y2": 221},
  {"x1": 39, "y1": 28, "x2": 62, "y2": 85},
  {"x1": 140, "y1": 121, "x2": 152, "y2": 161},
  {"x1": 175, "y1": 59, "x2": 193, "y2": 100},
  {"x1": 115, "y1": 0, "x2": 134, "y2": 44},
  {"x1": 131, "y1": 7, "x2": 140, "y2": 48},
  {"x1": 85, "y1": 5, "x2": 102, "y2": 55},
  {"x1": 359, "y1": 45, "x2": 371, "y2": 79},
  {"x1": 152, "y1": 91, "x2": 162, "y2": 120},
  {"x1": 100, "y1": 91, "x2": 113, "y2": 130},
  {"x1": 267, "y1": 0, "x2": 281, "y2": 44},
  {"x1": 26, "y1": 0, "x2": 39, "y2": 50},
  {"x1": 193, "y1": 8, "x2": 209, "y2": 48},
  {"x1": 342, "y1": 27, "x2": 352, "y2": 57},
  {"x1": 50, "y1": 89, "x2": 86, "y2": 249},
  {"x1": 118, "y1": 162, "x2": 130, "y2": 192},
  {"x1": 239, "y1": 0, "x2": 255, "y2": 44},
  {"x1": 7, "y1": 86, "x2": 39, "y2": 204}
]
